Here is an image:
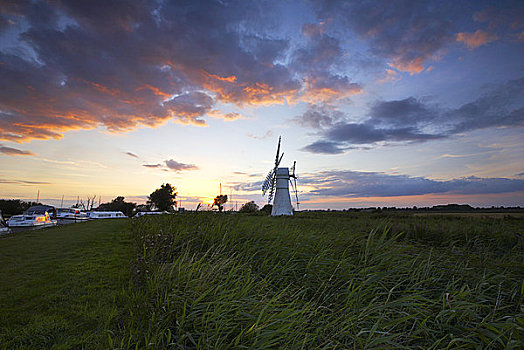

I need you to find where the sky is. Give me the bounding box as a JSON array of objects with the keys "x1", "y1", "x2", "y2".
[{"x1": 0, "y1": 0, "x2": 523, "y2": 210}]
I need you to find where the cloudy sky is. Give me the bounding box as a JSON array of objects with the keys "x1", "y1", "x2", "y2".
[{"x1": 1, "y1": 0, "x2": 523, "y2": 209}]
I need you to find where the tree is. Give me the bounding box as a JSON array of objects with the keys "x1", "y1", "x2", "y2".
[
  {"x1": 260, "y1": 204, "x2": 273, "y2": 215},
  {"x1": 212, "y1": 194, "x2": 228, "y2": 212},
  {"x1": 0, "y1": 199, "x2": 40, "y2": 216},
  {"x1": 239, "y1": 201, "x2": 259, "y2": 213},
  {"x1": 98, "y1": 196, "x2": 136, "y2": 217},
  {"x1": 147, "y1": 183, "x2": 177, "y2": 212}
]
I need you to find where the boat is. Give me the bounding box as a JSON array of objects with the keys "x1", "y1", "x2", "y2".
[
  {"x1": 55, "y1": 208, "x2": 89, "y2": 222},
  {"x1": 133, "y1": 211, "x2": 168, "y2": 217},
  {"x1": 7, "y1": 205, "x2": 57, "y2": 228},
  {"x1": 87, "y1": 211, "x2": 127, "y2": 219},
  {"x1": 0, "y1": 210, "x2": 11, "y2": 235}
]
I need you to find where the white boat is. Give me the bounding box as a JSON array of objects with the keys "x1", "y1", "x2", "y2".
[
  {"x1": 133, "y1": 211, "x2": 168, "y2": 217},
  {"x1": 0, "y1": 210, "x2": 11, "y2": 234},
  {"x1": 55, "y1": 208, "x2": 89, "y2": 222},
  {"x1": 87, "y1": 211, "x2": 127, "y2": 219},
  {"x1": 7, "y1": 205, "x2": 57, "y2": 228}
]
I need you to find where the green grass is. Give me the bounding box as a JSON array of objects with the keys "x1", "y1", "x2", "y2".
[
  {"x1": 0, "y1": 220, "x2": 133, "y2": 349},
  {"x1": 121, "y1": 212, "x2": 523, "y2": 349},
  {"x1": 1, "y1": 213, "x2": 523, "y2": 349}
]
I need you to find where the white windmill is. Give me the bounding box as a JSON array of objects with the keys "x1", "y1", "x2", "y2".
[{"x1": 262, "y1": 137, "x2": 299, "y2": 216}]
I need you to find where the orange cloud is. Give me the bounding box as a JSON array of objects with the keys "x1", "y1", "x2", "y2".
[
  {"x1": 456, "y1": 29, "x2": 498, "y2": 49},
  {"x1": 81, "y1": 79, "x2": 121, "y2": 96},
  {"x1": 377, "y1": 68, "x2": 400, "y2": 83},
  {"x1": 388, "y1": 57, "x2": 425, "y2": 75},
  {"x1": 208, "y1": 110, "x2": 244, "y2": 121},
  {"x1": 204, "y1": 71, "x2": 237, "y2": 83},
  {"x1": 202, "y1": 78, "x2": 298, "y2": 106},
  {"x1": 136, "y1": 84, "x2": 172, "y2": 98},
  {"x1": 296, "y1": 77, "x2": 362, "y2": 104}
]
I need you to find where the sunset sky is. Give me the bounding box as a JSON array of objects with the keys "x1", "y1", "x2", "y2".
[{"x1": 1, "y1": 0, "x2": 523, "y2": 210}]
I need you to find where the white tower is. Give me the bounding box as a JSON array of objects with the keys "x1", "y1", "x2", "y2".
[
  {"x1": 262, "y1": 137, "x2": 299, "y2": 216},
  {"x1": 272, "y1": 167, "x2": 293, "y2": 215}
]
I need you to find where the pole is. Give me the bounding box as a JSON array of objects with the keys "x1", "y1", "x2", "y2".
[
  {"x1": 36, "y1": 189, "x2": 40, "y2": 203},
  {"x1": 60, "y1": 195, "x2": 64, "y2": 208}
]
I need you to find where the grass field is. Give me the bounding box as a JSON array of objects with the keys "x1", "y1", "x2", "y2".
[
  {"x1": 0, "y1": 220, "x2": 133, "y2": 349},
  {"x1": 1, "y1": 212, "x2": 523, "y2": 349}
]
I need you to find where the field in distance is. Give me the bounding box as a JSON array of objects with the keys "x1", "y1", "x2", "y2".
[{"x1": 0, "y1": 212, "x2": 522, "y2": 349}]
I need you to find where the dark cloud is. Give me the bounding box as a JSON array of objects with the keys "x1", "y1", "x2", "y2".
[
  {"x1": 232, "y1": 172, "x2": 262, "y2": 177},
  {"x1": 231, "y1": 169, "x2": 524, "y2": 199},
  {"x1": 165, "y1": 159, "x2": 198, "y2": 172},
  {"x1": 231, "y1": 180, "x2": 263, "y2": 193},
  {"x1": 368, "y1": 97, "x2": 437, "y2": 127},
  {"x1": 291, "y1": 27, "x2": 361, "y2": 102},
  {"x1": 300, "y1": 141, "x2": 345, "y2": 155},
  {"x1": 472, "y1": 5, "x2": 524, "y2": 41},
  {"x1": 293, "y1": 104, "x2": 345, "y2": 129},
  {"x1": 163, "y1": 92, "x2": 213, "y2": 126},
  {"x1": 0, "y1": 178, "x2": 51, "y2": 185},
  {"x1": 311, "y1": 0, "x2": 457, "y2": 73},
  {"x1": 0, "y1": 144, "x2": 36, "y2": 156},
  {"x1": 301, "y1": 77, "x2": 524, "y2": 152},
  {"x1": 444, "y1": 78, "x2": 524, "y2": 133},
  {"x1": 124, "y1": 151, "x2": 138, "y2": 158},
  {"x1": 302, "y1": 170, "x2": 524, "y2": 197},
  {"x1": 326, "y1": 123, "x2": 443, "y2": 144},
  {"x1": 141, "y1": 158, "x2": 198, "y2": 172},
  {"x1": 0, "y1": 0, "x2": 303, "y2": 142},
  {"x1": 1, "y1": 0, "x2": 522, "y2": 143}
]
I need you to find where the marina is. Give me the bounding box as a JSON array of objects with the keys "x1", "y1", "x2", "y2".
[{"x1": 1, "y1": 204, "x2": 131, "y2": 234}]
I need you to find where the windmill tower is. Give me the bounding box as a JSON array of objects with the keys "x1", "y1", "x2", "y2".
[{"x1": 262, "y1": 137, "x2": 299, "y2": 216}]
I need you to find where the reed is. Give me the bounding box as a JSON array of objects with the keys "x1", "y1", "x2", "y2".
[{"x1": 118, "y1": 212, "x2": 523, "y2": 349}]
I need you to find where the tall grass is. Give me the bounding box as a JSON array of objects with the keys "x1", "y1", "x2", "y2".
[{"x1": 115, "y1": 212, "x2": 523, "y2": 349}]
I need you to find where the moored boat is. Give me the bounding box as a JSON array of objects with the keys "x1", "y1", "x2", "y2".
[
  {"x1": 55, "y1": 207, "x2": 89, "y2": 222},
  {"x1": 0, "y1": 210, "x2": 11, "y2": 234},
  {"x1": 87, "y1": 211, "x2": 126, "y2": 219},
  {"x1": 133, "y1": 211, "x2": 168, "y2": 217},
  {"x1": 7, "y1": 205, "x2": 57, "y2": 228}
]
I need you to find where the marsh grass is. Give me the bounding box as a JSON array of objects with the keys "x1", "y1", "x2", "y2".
[
  {"x1": 0, "y1": 213, "x2": 521, "y2": 349},
  {"x1": 121, "y1": 213, "x2": 523, "y2": 349}
]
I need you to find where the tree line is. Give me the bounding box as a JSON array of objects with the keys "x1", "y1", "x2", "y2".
[{"x1": 0, "y1": 184, "x2": 273, "y2": 217}]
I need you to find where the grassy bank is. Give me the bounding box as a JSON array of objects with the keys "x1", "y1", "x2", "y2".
[
  {"x1": 124, "y1": 212, "x2": 523, "y2": 349},
  {"x1": 0, "y1": 220, "x2": 133, "y2": 349},
  {"x1": 1, "y1": 213, "x2": 522, "y2": 349}
]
